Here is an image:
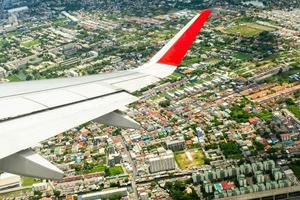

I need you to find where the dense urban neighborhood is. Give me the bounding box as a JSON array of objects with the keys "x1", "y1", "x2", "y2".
[{"x1": 0, "y1": 0, "x2": 300, "y2": 200}]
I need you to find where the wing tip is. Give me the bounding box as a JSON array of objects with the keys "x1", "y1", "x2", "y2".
[
  {"x1": 156, "y1": 8, "x2": 212, "y2": 67},
  {"x1": 200, "y1": 9, "x2": 212, "y2": 15}
]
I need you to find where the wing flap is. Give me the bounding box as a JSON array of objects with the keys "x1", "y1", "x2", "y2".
[
  {"x1": 64, "y1": 83, "x2": 117, "y2": 98},
  {"x1": 0, "y1": 92, "x2": 138, "y2": 159},
  {"x1": 111, "y1": 74, "x2": 160, "y2": 92},
  {"x1": 24, "y1": 89, "x2": 86, "y2": 108},
  {"x1": 0, "y1": 83, "x2": 121, "y2": 121},
  {"x1": 94, "y1": 110, "x2": 140, "y2": 129},
  {"x1": 0, "y1": 70, "x2": 136, "y2": 98},
  {"x1": 0, "y1": 97, "x2": 47, "y2": 121},
  {"x1": 0, "y1": 149, "x2": 64, "y2": 180}
]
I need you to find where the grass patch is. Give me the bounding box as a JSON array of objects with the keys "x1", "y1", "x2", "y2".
[
  {"x1": 181, "y1": 56, "x2": 203, "y2": 66},
  {"x1": 233, "y1": 52, "x2": 253, "y2": 61},
  {"x1": 76, "y1": 163, "x2": 124, "y2": 176},
  {"x1": 288, "y1": 105, "x2": 300, "y2": 120},
  {"x1": 6, "y1": 30, "x2": 21, "y2": 38},
  {"x1": 7, "y1": 75, "x2": 21, "y2": 82},
  {"x1": 21, "y1": 39, "x2": 40, "y2": 48},
  {"x1": 226, "y1": 23, "x2": 274, "y2": 37},
  {"x1": 257, "y1": 109, "x2": 273, "y2": 121},
  {"x1": 22, "y1": 177, "x2": 40, "y2": 186},
  {"x1": 169, "y1": 72, "x2": 184, "y2": 81},
  {"x1": 79, "y1": 164, "x2": 106, "y2": 175},
  {"x1": 227, "y1": 154, "x2": 243, "y2": 160},
  {"x1": 175, "y1": 149, "x2": 205, "y2": 169},
  {"x1": 108, "y1": 166, "x2": 124, "y2": 176},
  {"x1": 51, "y1": 18, "x2": 68, "y2": 26}
]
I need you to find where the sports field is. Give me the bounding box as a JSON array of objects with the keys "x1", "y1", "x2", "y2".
[
  {"x1": 225, "y1": 23, "x2": 275, "y2": 37},
  {"x1": 21, "y1": 39, "x2": 40, "y2": 48},
  {"x1": 175, "y1": 149, "x2": 205, "y2": 169}
]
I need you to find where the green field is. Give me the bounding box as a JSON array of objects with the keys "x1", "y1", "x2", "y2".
[
  {"x1": 108, "y1": 166, "x2": 124, "y2": 176},
  {"x1": 257, "y1": 109, "x2": 273, "y2": 121},
  {"x1": 21, "y1": 39, "x2": 40, "y2": 48},
  {"x1": 79, "y1": 164, "x2": 106, "y2": 175},
  {"x1": 7, "y1": 74, "x2": 21, "y2": 82},
  {"x1": 175, "y1": 149, "x2": 205, "y2": 169},
  {"x1": 168, "y1": 72, "x2": 184, "y2": 81},
  {"x1": 77, "y1": 164, "x2": 124, "y2": 176},
  {"x1": 226, "y1": 23, "x2": 275, "y2": 37},
  {"x1": 21, "y1": 177, "x2": 40, "y2": 186},
  {"x1": 233, "y1": 52, "x2": 253, "y2": 61},
  {"x1": 51, "y1": 18, "x2": 68, "y2": 26},
  {"x1": 288, "y1": 105, "x2": 300, "y2": 120}
]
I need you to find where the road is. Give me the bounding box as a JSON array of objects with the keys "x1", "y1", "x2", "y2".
[
  {"x1": 0, "y1": 186, "x2": 31, "y2": 194},
  {"x1": 121, "y1": 135, "x2": 139, "y2": 199}
]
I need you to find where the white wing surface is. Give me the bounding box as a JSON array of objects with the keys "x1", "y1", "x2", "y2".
[{"x1": 0, "y1": 10, "x2": 211, "y2": 179}]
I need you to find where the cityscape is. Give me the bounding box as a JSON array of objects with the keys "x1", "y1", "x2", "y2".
[{"x1": 0, "y1": 0, "x2": 300, "y2": 200}]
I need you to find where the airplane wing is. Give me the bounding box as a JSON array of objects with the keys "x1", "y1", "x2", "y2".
[{"x1": 0, "y1": 9, "x2": 211, "y2": 179}]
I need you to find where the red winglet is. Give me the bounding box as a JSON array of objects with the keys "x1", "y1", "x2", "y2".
[{"x1": 157, "y1": 9, "x2": 211, "y2": 66}]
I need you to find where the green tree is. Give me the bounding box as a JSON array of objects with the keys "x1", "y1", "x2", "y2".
[
  {"x1": 53, "y1": 190, "x2": 61, "y2": 198},
  {"x1": 254, "y1": 141, "x2": 264, "y2": 151},
  {"x1": 112, "y1": 128, "x2": 121, "y2": 136},
  {"x1": 159, "y1": 100, "x2": 171, "y2": 107},
  {"x1": 165, "y1": 181, "x2": 199, "y2": 200},
  {"x1": 285, "y1": 98, "x2": 295, "y2": 106},
  {"x1": 105, "y1": 167, "x2": 110, "y2": 176},
  {"x1": 220, "y1": 142, "x2": 241, "y2": 158}
]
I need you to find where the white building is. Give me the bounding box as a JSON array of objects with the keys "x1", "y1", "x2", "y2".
[
  {"x1": 148, "y1": 150, "x2": 175, "y2": 173},
  {"x1": 67, "y1": 69, "x2": 79, "y2": 77},
  {"x1": 166, "y1": 138, "x2": 185, "y2": 152},
  {"x1": 0, "y1": 173, "x2": 21, "y2": 191},
  {"x1": 32, "y1": 182, "x2": 48, "y2": 191}
]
